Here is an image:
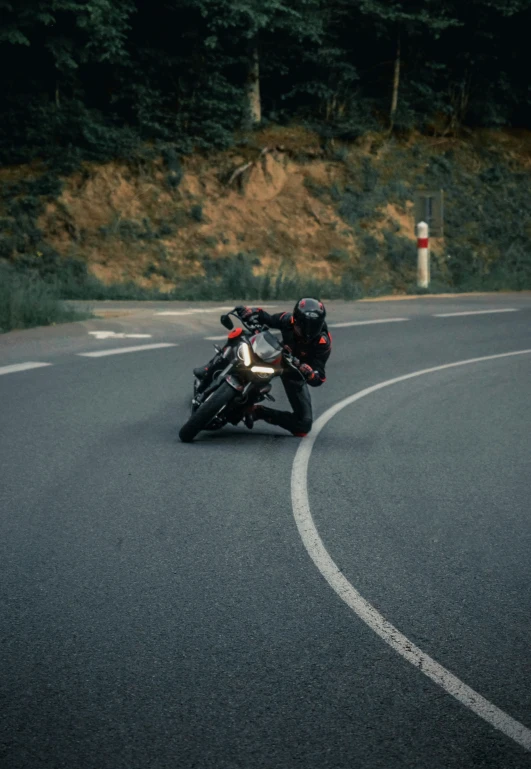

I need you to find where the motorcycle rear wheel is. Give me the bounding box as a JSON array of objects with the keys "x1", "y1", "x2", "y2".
[{"x1": 179, "y1": 381, "x2": 237, "y2": 442}]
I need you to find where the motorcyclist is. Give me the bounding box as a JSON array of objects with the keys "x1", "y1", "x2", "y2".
[{"x1": 193, "y1": 298, "x2": 331, "y2": 437}]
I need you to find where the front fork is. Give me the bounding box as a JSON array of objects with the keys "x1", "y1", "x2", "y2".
[{"x1": 232, "y1": 381, "x2": 275, "y2": 407}]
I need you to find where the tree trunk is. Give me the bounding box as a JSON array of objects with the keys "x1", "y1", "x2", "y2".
[
  {"x1": 246, "y1": 44, "x2": 261, "y2": 126},
  {"x1": 389, "y1": 30, "x2": 401, "y2": 130}
]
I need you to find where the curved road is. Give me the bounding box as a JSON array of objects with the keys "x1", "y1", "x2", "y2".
[{"x1": 1, "y1": 295, "x2": 530, "y2": 768}]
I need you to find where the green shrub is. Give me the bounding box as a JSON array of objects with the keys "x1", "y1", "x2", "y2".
[
  {"x1": 189, "y1": 204, "x2": 204, "y2": 223},
  {"x1": 339, "y1": 273, "x2": 365, "y2": 300},
  {"x1": 0, "y1": 263, "x2": 90, "y2": 333},
  {"x1": 326, "y1": 248, "x2": 351, "y2": 263},
  {"x1": 0, "y1": 235, "x2": 15, "y2": 259},
  {"x1": 161, "y1": 148, "x2": 184, "y2": 189},
  {"x1": 382, "y1": 231, "x2": 416, "y2": 272},
  {"x1": 157, "y1": 222, "x2": 175, "y2": 237},
  {"x1": 167, "y1": 253, "x2": 365, "y2": 301}
]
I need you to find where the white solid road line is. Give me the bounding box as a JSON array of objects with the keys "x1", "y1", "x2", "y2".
[
  {"x1": 434, "y1": 308, "x2": 518, "y2": 318},
  {"x1": 78, "y1": 343, "x2": 177, "y2": 358},
  {"x1": 0, "y1": 362, "x2": 52, "y2": 376},
  {"x1": 291, "y1": 348, "x2": 531, "y2": 753},
  {"x1": 329, "y1": 318, "x2": 409, "y2": 328}
]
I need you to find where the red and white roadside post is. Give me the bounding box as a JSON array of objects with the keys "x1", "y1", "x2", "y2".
[{"x1": 416, "y1": 221, "x2": 430, "y2": 289}]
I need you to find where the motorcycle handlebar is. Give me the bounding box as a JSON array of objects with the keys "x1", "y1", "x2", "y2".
[{"x1": 230, "y1": 309, "x2": 266, "y2": 334}]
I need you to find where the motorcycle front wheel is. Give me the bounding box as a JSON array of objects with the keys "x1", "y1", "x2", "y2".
[{"x1": 179, "y1": 381, "x2": 238, "y2": 443}]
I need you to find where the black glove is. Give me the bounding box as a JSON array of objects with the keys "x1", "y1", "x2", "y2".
[
  {"x1": 236, "y1": 306, "x2": 258, "y2": 322},
  {"x1": 299, "y1": 363, "x2": 317, "y2": 382}
]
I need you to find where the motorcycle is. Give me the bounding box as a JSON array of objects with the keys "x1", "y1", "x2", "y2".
[{"x1": 179, "y1": 308, "x2": 304, "y2": 443}]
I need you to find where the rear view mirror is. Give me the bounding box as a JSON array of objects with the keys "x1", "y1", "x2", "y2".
[{"x1": 220, "y1": 314, "x2": 234, "y2": 330}]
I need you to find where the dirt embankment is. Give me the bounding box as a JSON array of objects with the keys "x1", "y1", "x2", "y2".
[
  {"x1": 36, "y1": 126, "x2": 418, "y2": 292},
  {"x1": 22, "y1": 125, "x2": 531, "y2": 295}
]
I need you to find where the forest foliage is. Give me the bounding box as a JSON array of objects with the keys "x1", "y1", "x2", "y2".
[{"x1": 1, "y1": 0, "x2": 530, "y2": 164}]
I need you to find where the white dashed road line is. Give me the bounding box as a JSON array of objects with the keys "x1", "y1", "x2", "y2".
[
  {"x1": 2, "y1": 307, "x2": 524, "y2": 371},
  {"x1": 291, "y1": 348, "x2": 531, "y2": 753},
  {"x1": 206, "y1": 318, "x2": 409, "y2": 339},
  {"x1": 157, "y1": 305, "x2": 278, "y2": 316},
  {"x1": 433, "y1": 308, "x2": 518, "y2": 318},
  {"x1": 205, "y1": 322, "x2": 409, "y2": 340},
  {"x1": 204, "y1": 321, "x2": 410, "y2": 339},
  {"x1": 0, "y1": 362, "x2": 52, "y2": 376},
  {"x1": 78, "y1": 343, "x2": 177, "y2": 358},
  {"x1": 157, "y1": 306, "x2": 234, "y2": 316},
  {"x1": 329, "y1": 318, "x2": 409, "y2": 328},
  {"x1": 205, "y1": 309, "x2": 523, "y2": 340},
  {"x1": 89, "y1": 331, "x2": 153, "y2": 340}
]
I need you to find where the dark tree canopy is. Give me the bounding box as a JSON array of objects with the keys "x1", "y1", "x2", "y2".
[{"x1": 0, "y1": 0, "x2": 530, "y2": 162}]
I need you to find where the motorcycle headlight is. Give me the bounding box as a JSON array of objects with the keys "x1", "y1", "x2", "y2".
[
  {"x1": 238, "y1": 343, "x2": 251, "y2": 367},
  {"x1": 250, "y1": 366, "x2": 275, "y2": 375}
]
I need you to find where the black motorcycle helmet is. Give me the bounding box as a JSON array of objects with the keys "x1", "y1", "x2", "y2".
[{"x1": 293, "y1": 298, "x2": 326, "y2": 341}]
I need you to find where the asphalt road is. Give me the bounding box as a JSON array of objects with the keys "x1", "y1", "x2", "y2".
[{"x1": 1, "y1": 295, "x2": 530, "y2": 768}]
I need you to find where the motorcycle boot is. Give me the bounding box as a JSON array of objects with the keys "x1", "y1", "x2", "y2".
[
  {"x1": 252, "y1": 404, "x2": 268, "y2": 419},
  {"x1": 251, "y1": 403, "x2": 311, "y2": 437},
  {"x1": 243, "y1": 405, "x2": 257, "y2": 430},
  {"x1": 193, "y1": 351, "x2": 225, "y2": 394}
]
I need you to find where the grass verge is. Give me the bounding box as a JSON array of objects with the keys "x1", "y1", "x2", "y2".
[{"x1": 0, "y1": 263, "x2": 92, "y2": 333}]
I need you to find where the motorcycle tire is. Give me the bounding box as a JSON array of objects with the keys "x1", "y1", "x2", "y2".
[{"x1": 179, "y1": 381, "x2": 238, "y2": 443}]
